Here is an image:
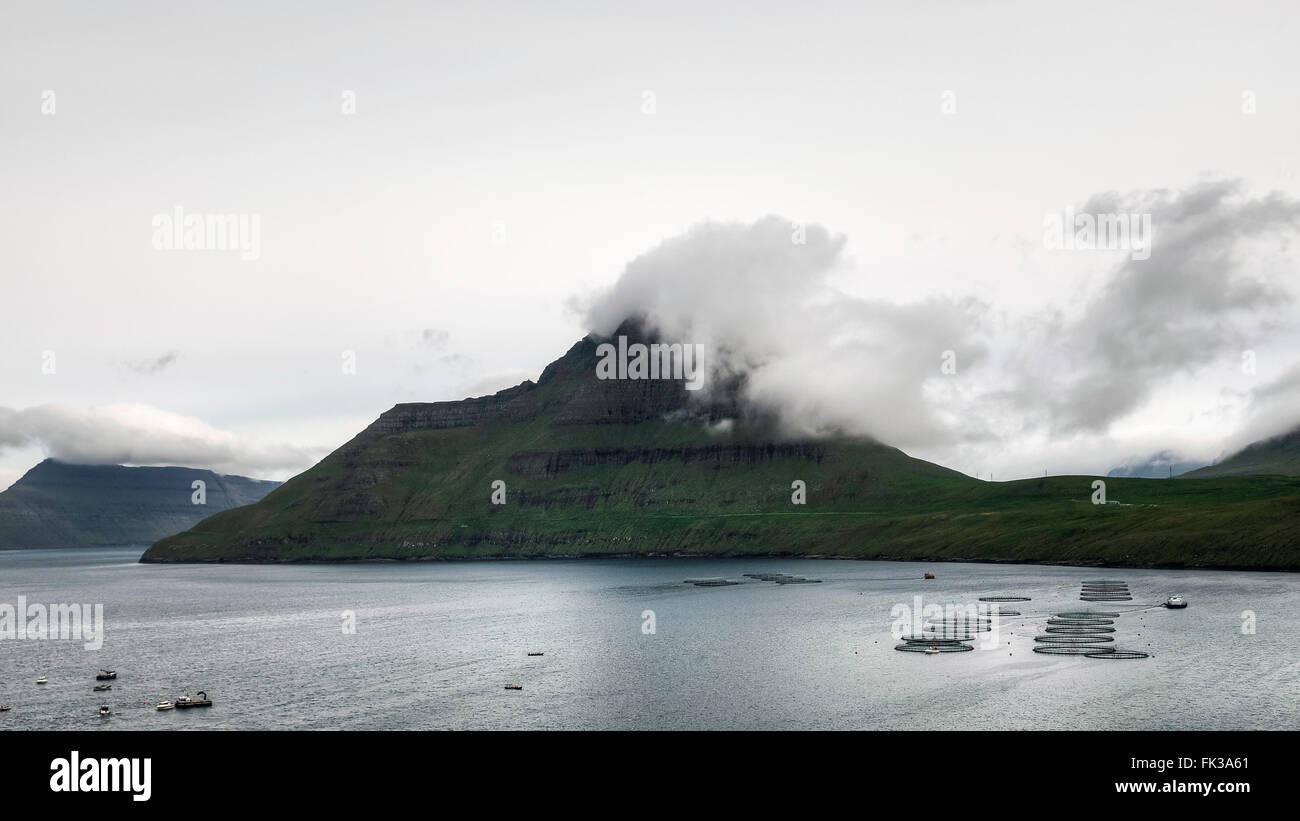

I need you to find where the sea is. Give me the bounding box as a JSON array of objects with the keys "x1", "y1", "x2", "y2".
[{"x1": 1, "y1": 547, "x2": 1296, "y2": 730}]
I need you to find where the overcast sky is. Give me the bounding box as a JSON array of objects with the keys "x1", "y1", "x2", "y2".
[{"x1": 3, "y1": 0, "x2": 1300, "y2": 490}]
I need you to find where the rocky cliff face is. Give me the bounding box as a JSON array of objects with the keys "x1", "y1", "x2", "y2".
[
  {"x1": 0, "y1": 460, "x2": 280, "y2": 548},
  {"x1": 334, "y1": 321, "x2": 740, "y2": 449},
  {"x1": 506, "y1": 443, "x2": 830, "y2": 478}
]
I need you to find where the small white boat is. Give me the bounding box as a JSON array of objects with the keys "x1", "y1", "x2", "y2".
[
  {"x1": 156, "y1": 701, "x2": 175, "y2": 711},
  {"x1": 98, "y1": 705, "x2": 112, "y2": 717},
  {"x1": 1166, "y1": 595, "x2": 1187, "y2": 609},
  {"x1": 925, "y1": 646, "x2": 941, "y2": 655},
  {"x1": 36, "y1": 676, "x2": 47, "y2": 685}
]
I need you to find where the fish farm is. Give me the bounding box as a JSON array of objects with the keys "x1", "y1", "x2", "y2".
[{"x1": 894, "y1": 581, "x2": 1158, "y2": 660}]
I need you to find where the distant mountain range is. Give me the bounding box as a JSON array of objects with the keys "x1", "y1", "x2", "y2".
[
  {"x1": 1104, "y1": 430, "x2": 1300, "y2": 479},
  {"x1": 1107, "y1": 450, "x2": 1208, "y2": 478},
  {"x1": 0, "y1": 459, "x2": 280, "y2": 549},
  {"x1": 144, "y1": 320, "x2": 1300, "y2": 570}
]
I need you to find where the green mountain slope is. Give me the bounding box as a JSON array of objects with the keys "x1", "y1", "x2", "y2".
[
  {"x1": 142, "y1": 325, "x2": 1300, "y2": 569},
  {"x1": 1181, "y1": 427, "x2": 1300, "y2": 478}
]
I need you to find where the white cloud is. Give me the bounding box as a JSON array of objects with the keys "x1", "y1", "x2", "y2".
[
  {"x1": 584, "y1": 215, "x2": 991, "y2": 447},
  {"x1": 581, "y1": 193, "x2": 1300, "y2": 471},
  {"x1": 0, "y1": 403, "x2": 321, "y2": 478}
]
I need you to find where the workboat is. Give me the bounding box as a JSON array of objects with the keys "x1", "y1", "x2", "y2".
[
  {"x1": 98, "y1": 706, "x2": 112, "y2": 717},
  {"x1": 1165, "y1": 595, "x2": 1187, "y2": 609},
  {"x1": 504, "y1": 685, "x2": 523, "y2": 690},
  {"x1": 1, "y1": 705, "x2": 11, "y2": 712},
  {"x1": 156, "y1": 701, "x2": 175, "y2": 711},
  {"x1": 174, "y1": 691, "x2": 213, "y2": 709},
  {"x1": 925, "y1": 646, "x2": 941, "y2": 654},
  {"x1": 95, "y1": 670, "x2": 117, "y2": 681},
  {"x1": 924, "y1": 573, "x2": 935, "y2": 579},
  {"x1": 36, "y1": 676, "x2": 47, "y2": 685},
  {"x1": 93, "y1": 684, "x2": 112, "y2": 692}
]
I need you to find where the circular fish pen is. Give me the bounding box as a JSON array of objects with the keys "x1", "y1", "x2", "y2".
[
  {"x1": 1045, "y1": 626, "x2": 1116, "y2": 634},
  {"x1": 899, "y1": 635, "x2": 972, "y2": 644},
  {"x1": 1056, "y1": 610, "x2": 1120, "y2": 619},
  {"x1": 1086, "y1": 650, "x2": 1149, "y2": 659},
  {"x1": 981, "y1": 609, "x2": 1021, "y2": 616},
  {"x1": 1034, "y1": 634, "x2": 1114, "y2": 644},
  {"x1": 1080, "y1": 579, "x2": 1131, "y2": 603},
  {"x1": 1047, "y1": 617, "x2": 1114, "y2": 626},
  {"x1": 895, "y1": 642, "x2": 974, "y2": 652},
  {"x1": 978, "y1": 596, "x2": 1032, "y2": 602},
  {"x1": 1033, "y1": 645, "x2": 1116, "y2": 655}
]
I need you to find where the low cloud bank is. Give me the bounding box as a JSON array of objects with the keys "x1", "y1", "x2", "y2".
[{"x1": 0, "y1": 403, "x2": 319, "y2": 477}]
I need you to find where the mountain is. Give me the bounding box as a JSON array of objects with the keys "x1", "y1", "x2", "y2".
[
  {"x1": 144, "y1": 321, "x2": 1300, "y2": 570},
  {"x1": 1181, "y1": 427, "x2": 1300, "y2": 479},
  {"x1": 0, "y1": 459, "x2": 280, "y2": 548},
  {"x1": 1107, "y1": 450, "x2": 1207, "y2": 478}
]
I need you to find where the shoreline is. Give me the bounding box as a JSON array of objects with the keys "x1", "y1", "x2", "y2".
[{"x1": 135, "y1": 550, "x2": 1300, "y2": 573}]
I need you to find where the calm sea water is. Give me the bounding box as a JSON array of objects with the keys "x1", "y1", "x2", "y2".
[{"x1": 1, "y1": 548, "x2": 1296, "y2": 730}]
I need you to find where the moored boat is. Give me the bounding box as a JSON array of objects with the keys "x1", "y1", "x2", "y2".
[
  {"x1": 156, "y1": 701, "x2": 174, "y2": 711},
  {"x1": 93, "y1": 684, "x2": 112, "y2": 692},
  {"x1": 174, "y1": 690, "x2": 213, "y2": 708},
  {"x1": 96, "y1": 670, "x2": 117, "y2": 681},
  {"x1": 1165, "y1": 595, "x2": 1187, "y2": 609}
]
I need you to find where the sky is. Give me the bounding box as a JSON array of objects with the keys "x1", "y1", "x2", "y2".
[{"x1": 2, "y1": 0, "x2": 1300, "y2": 490}]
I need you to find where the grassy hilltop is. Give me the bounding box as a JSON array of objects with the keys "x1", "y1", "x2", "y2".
[{"x1": 142, "y1": 325, "x2": 1300, "y2": 570}]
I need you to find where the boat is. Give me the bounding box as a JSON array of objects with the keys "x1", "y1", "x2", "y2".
[
  {"x1": 36, "y1": 676, "x2": 47, "y2": 685},
  {"x1": 504, "y1": 685, "x2": 523, "y2": 690},
  {"x1": 98, "y1": 705, "x2": 112, "y2": 717},
  {"x1": 1165, "y1": 595, "x2": 1187, "y2": 609},
  {"x1": 1, "y1": 705, "x2": 11, "y2": 712},
  {"x1": 174, "y1": 690, "x2": 213, "y2": 709},
  {"x1": 527, "y1": 652, "x2": 544, "y2": 657},
  {"x1": 156, "y1": 701, "x2": 174, "y2": 711},
  {"x1": 95, "y1": 670, "x2": 117, "y2": 681},
  {"x1": 924, "y1": 573, "x2": 935, "y2": 579},
  {"x1": 924, "y1": 646, "x2": 941, "y2": 654},
  {"x1": 93, "y1": 684, "x2": 112, "y2": 692}
]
